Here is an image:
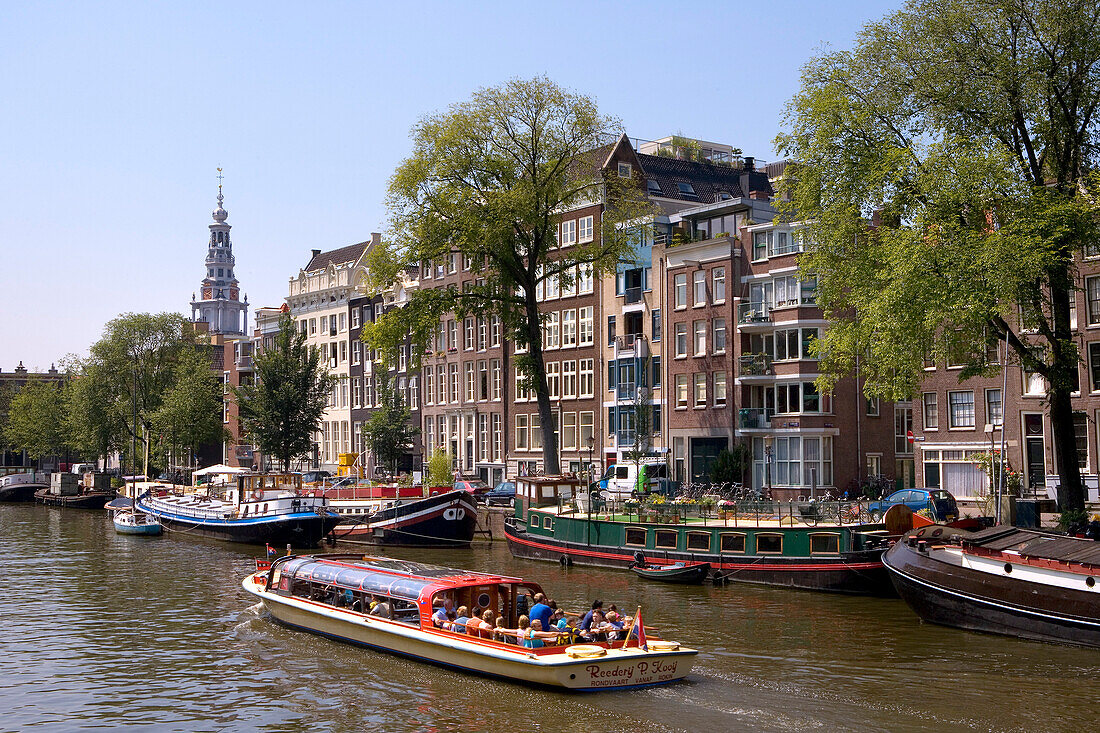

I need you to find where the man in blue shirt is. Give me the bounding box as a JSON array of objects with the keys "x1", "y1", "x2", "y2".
[
  {"x1": 580, "y1": 599, "x2": 603, "y2": 632},
  {"x1": 529, "y1": 593, "x2": 552, "y2": 633},
  {"x1": 432, "y1": 598, "x2": 455, "y2": 628}
]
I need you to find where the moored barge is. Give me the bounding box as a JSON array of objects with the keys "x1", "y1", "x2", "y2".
[
  {"x1": 884, "y1": 524, "x2": 1100, "y2": 647},
  {"x1": 325, "y1": 484, "x2": 479, "y2": 547},
  {"x1": 504, "y1": 476, "x2": 892, "y2": 594},
  {"x1": 243, "y1": 553, "x2": 696, "y2": 690}
]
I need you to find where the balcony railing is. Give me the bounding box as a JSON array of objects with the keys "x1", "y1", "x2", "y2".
[
  {"x1": 236, "y1": 355, "x2": 253, "y2": 368},
  {"x1": 737, "y1": 302, "x2": 771, "y2": 324},
  {"x1": 739, "y1": 353, "x2": 772, "y2": 376},
  {"x1": 615, "y1": 381, "x2": 637, "y2": 400},
  {"x1": 738, "y1": 408, "x2": 772, "y2": 429},
  {"x1": 623, "y1": 286, "x2": 643, "y2": 304}
]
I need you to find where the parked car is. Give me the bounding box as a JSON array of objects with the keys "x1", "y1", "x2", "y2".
[
  {"x1": 483, "y1": 481, "x2": 516, "y2": 507},
  {"x1": 301, "y1": 470, "x2": 332, "y2": 486},
  {"x1": 602, "y1": 461, "x2": 671, "y2": 501},
  {"x1": 868, "y1": 488, "x2": 959, "y2": 522},
  {"x1": 454, "y1": 477, "x2": 491, "y2": 496}
]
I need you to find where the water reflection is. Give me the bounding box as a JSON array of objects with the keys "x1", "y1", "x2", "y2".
[{"x1": 1, "y1": 504, "x2": 1097, "y2": 732}]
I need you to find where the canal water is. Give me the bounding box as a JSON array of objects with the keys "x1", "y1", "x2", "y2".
[{"x1": 2, "y1": 504, "x2": 1097, "y2": 733}]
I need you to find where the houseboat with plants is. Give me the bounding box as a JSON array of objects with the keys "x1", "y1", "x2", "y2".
[
  {"x1": 136, "y1": 472, "x2": 340, "y2": 546},
  {"x1": 243, "y1": 553, "x2": 696, "y2": 690},
  {"x1": 503, "y1": 476, "x2": 893, "y2": 594}
]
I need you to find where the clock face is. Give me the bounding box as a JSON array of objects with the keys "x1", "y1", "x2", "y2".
[{"x1": 202, "y1": 288, "x2": 212, "y2": 299}]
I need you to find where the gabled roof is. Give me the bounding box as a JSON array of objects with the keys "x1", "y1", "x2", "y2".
[
  {"x1": 304, "y1": 240, "x2": 372, "y2": 272},
  {"x1": 637, "y1": 153, "x2": 771, "y2": 204}
]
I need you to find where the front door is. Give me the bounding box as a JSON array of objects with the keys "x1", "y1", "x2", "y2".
[{"x1": 1023, "y1": 413, "x2": 1045, "y2": 490}]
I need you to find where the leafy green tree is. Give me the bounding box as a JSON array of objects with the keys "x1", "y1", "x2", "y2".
[
  {"x1": 151, "y1": 348, "x2": 229, "y2": 468},
  {"x1": 364, "y1": 76, "x2": 655, "y2": 474},
  {"x1": 362, "y1": 370, "x2": 420, "y2": 476},
  {"x1": 66, "y1": 361, "x2": 126, "y2": 468},
  {"x1": 4, "y1": 380, "x2": 68, "y2": 463},
  {"x1": 711, "y1": 445, "x2": 751, "y2": 486},
  {"x1": 426, "y1": 449, "x2": 454, "y2": 488},
  {"x1": 233, "y1": 312, "x2": 335, "y2": 471},
  {"x1": 776, "y1": 0, "x2": 1100, "y2": 510}
]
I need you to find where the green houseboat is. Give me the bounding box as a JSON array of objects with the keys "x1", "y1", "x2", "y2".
[{"x1": 503, "y1": 477, "x2": 892, "y2": 595}]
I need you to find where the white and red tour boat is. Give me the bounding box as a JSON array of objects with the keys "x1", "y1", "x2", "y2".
[
  {"x1": 243, "y1": 553, "x2": 696, "y2": 690},
  {"x1": 323, "y1": 483, "x2": 479, "y2": 547}
]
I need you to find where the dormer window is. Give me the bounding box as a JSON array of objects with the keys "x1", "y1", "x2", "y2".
[
  {"x1": 647, "y1": 179, "x2": 662, "y2": 194},
  {"x1": 676, "y1": 182, "x2": 698, "y2": 198},
  {"x1": 717, "y1": 191, "x2": 732, "y2": 201},
  {"x1": 617, "y1": 162, "x2": 632, "y2": 178}
]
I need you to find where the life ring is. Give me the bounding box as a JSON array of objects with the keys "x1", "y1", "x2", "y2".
[
  {"x1": 565, "y1": 645, "x2": 606, "y2": 658},
  {"x1": 647, "y1": 640, "x2": 680, "y2": 651},
  {"x1": 250, "y1": 489, "x2": 263, "y2": 501}
]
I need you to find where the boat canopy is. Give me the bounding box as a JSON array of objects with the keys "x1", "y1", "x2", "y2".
[
  {"x1": 277, "y1": 555, "x2": 523, "y2": 602},
  {"x1": 193, "y1": 464, "x2": 249, "y2": 477}
]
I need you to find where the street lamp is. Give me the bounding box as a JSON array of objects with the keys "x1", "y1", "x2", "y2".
[
  {"x1": 764, "y1": 435, "x2": 774, "y2": 499},
  {"x1": 984, "y1": 423, "x2": 1002, "y2": 522},
  {"x1": 586, "y1": 436, "x2": 595, "y2": 485}
]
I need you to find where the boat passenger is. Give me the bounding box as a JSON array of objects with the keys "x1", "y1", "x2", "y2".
[
  {"x1": 492, "y1": 617, "x2": 512, "y2": 642},
  {"x1": 432, "y1": 598, "x2": 456, "y2": 628},
  {"x1": 467, "y1": 610, "x2": 494, "y2": 638},
  {"x1": 603, "y1": 611, "x2": 625, "y2": 640},
  {"x1": 579, "y1": 600, "x2": 603, "y2": 632},
  {"x1": 529, "y1": 593, "x2": 553, "y2": 634},
  {"x1": 369, "y1": 597, "x2": 393, "y2": 618},
  {"x1": 522, "y1": 619, "x2": 560, "y2": 649},
  {"x1": 449, "y1": 606, "x2": 470, "y2": 633}
]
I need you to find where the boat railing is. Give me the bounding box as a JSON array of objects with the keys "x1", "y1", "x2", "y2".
[
  {"x1": 147, "y1": 493, "x2": 331, "y2": 521},
  {"x1": 557, "y1": 496, "x2": 876, "y2": 527}
]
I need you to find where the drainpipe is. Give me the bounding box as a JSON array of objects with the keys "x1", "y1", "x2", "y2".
[{"x1": 855, "y1": 353, "x2": 862, "y2": 489}]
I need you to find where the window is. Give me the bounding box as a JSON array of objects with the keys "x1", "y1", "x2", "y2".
[
  {"x1": 490, "y1": 317, "x2": 501, "y2": 347},
  {"x1": 1089, "y1": 277, "x2": 1100, "y2": 325},
  {"x1": 694, "y1": 373, "x2": 707, "y2": 407},
  {"x1": 606, "y1": 315, "x2": 616, "y2": 346},
  {"x1": 1075, "y1": 412, "x2": 1089, "y2": 470},
  {"x1": 686, "y1": 532, "x2": 711, "y2": 551},
  {"x1": 578, "y1": 215, "x2": 594, "y2": 243},
  {"x1": 515, "y1": 414, "x2": 529, "y2": 450},
  {"x1": 561, "y1": 267, "x2": 577, "y2": 298},
  {"x1": 674, "y1": 273, "x2": 687, "y2": 308},
  {"x1": 985, "y1": 388, "x2": 1003, "y2": 426},
  {"x1": 1090, "y1": 343, "x2": 1100, "y2": 391},
  {"x1": 810, "y1": 534, "x2": 841, "y2": 554},
  {"x1": 676, "y1": 182, "x2": 697, "y2": 198},
  {"x1": 625, "y1": 527, "x2": 647, "y2": 546},
  {"x1": 923, "y1": 393, "x2": 939, "y2": 429},
  {"x1": 530, "y1": 414, "x2": 543, "y2": 451},
  {"x1": 562, "y1": 360, "x2": 577, "y2": 399},
  {"x1": 651, "y1": 309, "x2": 661, "y2": 341},
  {"x1": 652, "y1": 355, "x2": 661, "y2": 387},
  {"x1": 477, "y1": 318, "x2": 487, "y2": 351},
  {"x1": 579, "y1": 411, "x2": 594, "y2": 447},
  {"x1": 448, "y1": 363, "x2": 459, "y2": 403},
  {"x1": 545, "y1": 272, "x2": 559, "y2": 299},
  {"x1": 712, "y1": 267, "x2": 726, "y2": 303},
  {"x1": 578, "y1": 307, "x2": 593, "y2": 346},
  {"x1": 675, "y1": 374, "x2": 689, "y2": 408},
  {"x1": 544, "y1": 312, "x2": 560, "y2": 349},
  {"x1": 447, "y1": 320, "x2": 457, "y2": 350},
  {"x1": 655, "y1": 530, "x2": 678, "y2": 548},
  {"x1": 352, "y1": 340, "x2": 361, "y2": 364},
  {"x1": 577, "y1": 264, "x2": 593, "y2": 294},
  {"x1": 757, "y1": 534, "x2": 783, "y2": 554},
  {"x1": 752, "y1": 232, "x2": 768, "y2": 261},
  {"x1": 436, "y1": 364, "x2": 445, "y2": 403},
  {"x1": 338, "y1": 313, "x2": 346, "y2": 332},
  {"x1": 617, "y1": 161, "x2": 632, "y2": 178},
  {"x1": 693, "y1": 320, "x2": 706, "y2": 355},
  {"x1": 464, "y1": 363, "x2": 475, "y2": 402},
  {"x1": 491, "y1": 359, "x2": 502, "y2": 400},
  {"x1": 675, "y1": 323, "x2": 688, "y2": 357},
  {"x1": 492, "y1": 413, "x2": 502, "y2": 460},
  {"x1": 351, "y1": 308, "x2": 360, "y2": 329},
  {"x1": 693, "y1": 270, "x2": 706, "y2": 306},
  {"x1": 546, "y1": 361, "x2": 560, "y2": 399},
  {"x1": 646, "y1": 178, "x2": 661, "y2": 195},
  {"x1": 464, "y1": 318, "x2": 474, "y2": 350},
  {"x1": 866, "y1": 396, "x2": 879, "y2": 416},
  {"x1": 948, "y1": 391, "x2": 975, "y2": 428},
  {"x1": 562, "y1": 412, "x2": 577, "y2": 450},
  {"x1": 714, "y1": 371, "x2": 727, "y2": 407},
  {"x1": 720, "y1": 533, "x2": 746, "y2": 553},
  {"x1": 579, "y1": 359, "x2": 594, "y2": 398},
  {"x1": 562, "y1": 309, "x2": 577, "y2": 347},
  {"x1": 713, "y1": 318, "x2": 726, "y2": 353}
]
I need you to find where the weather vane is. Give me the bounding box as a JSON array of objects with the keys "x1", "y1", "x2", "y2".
[{"x1": 217, "y1": 167, "x2": 224, "y2": 196}]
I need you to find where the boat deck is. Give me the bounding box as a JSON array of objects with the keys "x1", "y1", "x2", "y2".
[
  {"x1": 962, "y1": 526, "x2": 1100, "y2": 571},
  {"x1": 533, "y1": 504, "x2": 876, "y2": 529}
]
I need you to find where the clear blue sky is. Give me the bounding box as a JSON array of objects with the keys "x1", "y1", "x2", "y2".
[{"x1": 0, "y1": 1, "x2": 900, "y2": 370}]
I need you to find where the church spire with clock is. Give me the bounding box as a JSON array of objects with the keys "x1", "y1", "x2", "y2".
[{"x1": 190, "y1": 173, "x2": 248, "y2": 336}]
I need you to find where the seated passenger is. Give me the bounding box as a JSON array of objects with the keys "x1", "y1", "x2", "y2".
[
  {"x1": 431, "y1": 598, "x2": 456, "y2": 629},
  {"x1": 369, "y1": 596, "x2": 393, "y2": 618},
  {"x1": 449, "y1": 605, "x2": 470, "y2": 633},
  {"x1": 467, "y1": 610, "x2": 494, "y2": 638},
  {"x1": 521, "y1": 619, "x2": 560, "y2": 648},
  {"x1": 603, "y1": 611, "x2": 626, "y2": 640},
  {"x1": 529, "y1": 593, "x2": 553, "y2": 634},
  {"x1": 580, "y1": 600, "x2": 604, "y2": 632}
]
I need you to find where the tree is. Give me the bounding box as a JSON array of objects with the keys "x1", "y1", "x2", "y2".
[
  {"x1": 426, "y1": 449, "x2": 454, "y2": 488},
  {"x1": 4, "y1": 380, "x2": 68, "y2": 463},
  {"x1": 711, "y1": 445, "x2": 751, "y2": 486},
  {"x1": 776, "y1": 0, "x2": 1100, "y2": 511},
  {"x1": 361, "y1": 371, "x2": 420, "y2": 476},
  {"x1": 151, "y1": 348, "x2": 229, "y2": 469},
  {"x1": 66, "y1": 362, "x2": 126, "y2": 468},
  {"x1": 364, "y1": 76, "x2": 654, "y2": 474},
  {"x1": 233, "y1": 312, "x2": 335, "y2": 471}
]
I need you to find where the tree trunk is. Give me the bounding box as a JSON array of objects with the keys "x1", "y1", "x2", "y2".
[
  {"x1": 1048, "y1": 273, "x2": 1085, "y2": 511},
  {"x1": 525, "y1": 294, "x2": 560, "y2": 475}
]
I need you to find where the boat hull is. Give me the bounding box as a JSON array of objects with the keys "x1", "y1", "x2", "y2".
[
  {"x1": 0, "y1": 483, "x2": 45, "y2": 502},
  {"x1": 244, "y1": 575, "x2": 695, "y2": 691},
  {"x1": 34, "y1": 489, "x2": 114, "y2": 509},
  {"x1": 631, "y1": 563, "x2": 711, "y2": 584},
  {"x1": 884, "y1": 539, "x2": 1100, "y2": 648},
  {"x1": 112, "y1": 514, "x2": 163, "y2": 536},
  {"x1": 332, "y1": 490, "x2": 479, "y2": 547},
  {"x1": 505, "y1": 519, "x2": 889, "y2": 594}
]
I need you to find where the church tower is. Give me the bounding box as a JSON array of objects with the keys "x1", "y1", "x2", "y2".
[{"x1": 190, "y1": 172, "x2": 248, "y2": 336}]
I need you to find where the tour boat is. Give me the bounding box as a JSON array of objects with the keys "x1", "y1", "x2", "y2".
[
  {"x1": 136, "y1": 472, "x2": 340, "y2": 546},
  {"x1": 326, "y1": 484, "x2": 479, "y2": 547},
  {"x1": 243, "y1": 553, "x2": 697, "y2": 690},
  {"x1": 884, "y1": 524, "x2": 1100, "y2": 647},
  {"x1": 504, "y1": 476, "x2": 892, "y2": 594},
  {"x1": 0, "y1": 471, "x2": 50, "y2": 502}
]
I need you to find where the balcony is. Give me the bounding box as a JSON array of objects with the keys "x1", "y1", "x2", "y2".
[
  {"x1": 737, "y1": 302, "x2": 772, "y2": 328},
  {"x1": 615, "y1": 381, "x2": 637, "y2": 400},
  {"x1": 739, "y1": 353, "x2": 772, "y2": 376},
  {"x1": 623, "y1": 286, "x2": 643, "y2": 304},
  {"x1": 738, "y1": 408, "x2": 772, "y2": 429},
  {"x1": 235, "y1": 354, "x2": 253, "y2": 370}
]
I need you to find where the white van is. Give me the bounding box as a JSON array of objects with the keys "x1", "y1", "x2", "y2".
[
  {"x1": 70, "y1": 462, "x2": 99, "y2": 475},
  {"x1": 602, "y1": 461, "x2": 669, "y2": 501}
]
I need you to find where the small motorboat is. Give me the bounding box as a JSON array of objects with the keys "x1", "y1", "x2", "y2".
[
  {"x1": 112, "y1": 509, "x2": 162, "y2": 535},
  {"x1": 630, "y1": 560, "x2": 711, "y2": 584}
]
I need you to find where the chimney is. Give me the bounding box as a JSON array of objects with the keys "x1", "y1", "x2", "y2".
[
  {"x1": 743, "y1": 156, "x2": 755, "y2": 171},
  {"x1": 749, "y1": 190, "x2": 770, "y2": 201},
  {"x1": 311, "y1": 248, "x2": 322, "y2": 259},
  {"x1": 371, "y1": 232, "x2": 382, "y2": 247}
]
